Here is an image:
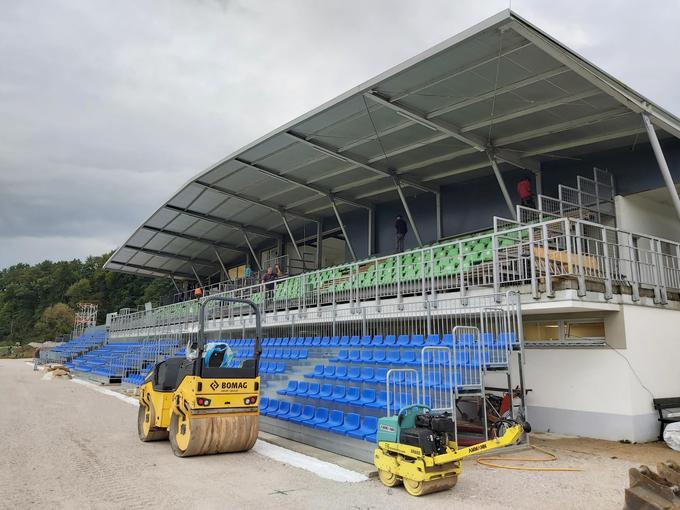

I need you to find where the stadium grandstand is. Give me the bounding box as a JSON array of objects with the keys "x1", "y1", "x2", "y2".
[{"x1": 46, "y1": 10, "x2": 680, "y2": 459}]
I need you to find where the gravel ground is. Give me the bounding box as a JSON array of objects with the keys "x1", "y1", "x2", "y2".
[{"x1": 1, "y1": 358, "x2": 679, "y2": 510}]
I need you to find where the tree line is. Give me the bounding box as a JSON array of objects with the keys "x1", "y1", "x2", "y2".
[{"x1": 0, "y1": 252, "x2": 174, "y2": 345}]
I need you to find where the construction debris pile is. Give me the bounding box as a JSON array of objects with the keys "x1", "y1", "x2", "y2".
[
  {"x1": 41, "y1": 364, "x2": 72, "y2": 380},
  {"x1": 626, "y1": 461, "x2": 680, "y2": 509}
]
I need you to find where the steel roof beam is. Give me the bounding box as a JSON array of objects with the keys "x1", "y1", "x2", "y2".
[
  {"x1": 124, "y1": 245, "x2": 216, "y2": 267},
  {"x1": 330, "y1": 197, "x2": 357, "y2": 262},
  {"x1": 280, "y1": 213, "x2": 304, "y2": 262},
  {"x1": 191, "y1": 265, "x2": 204, "y2": 287},
  {"x1": 194, "y1": 180, "x2": 318, "y2": 223},
  {"x1": 109, "y1": 262, "x2": 195, "y2": 280},
  {"x1": 234, "y1": 157, "x2": 371, "y2": 211},
  {"x1": 392, "y1": 175, "x2": 423, "y2": 247},
  {"x1": 141, "y1": 225, "x2": 245, "y2": 254},
  {"x1": 241, "y1": 231, "x2": 262, "y2": 271},
  {"x1": 364, "y1": 91, "x2": 540, "y2": 172},
  {"x1": 164, "y1": 204, "x2": 277, "y2": 239},
  {"x1": 284, "y1": 131, "x2": 439, "y2": 194}
]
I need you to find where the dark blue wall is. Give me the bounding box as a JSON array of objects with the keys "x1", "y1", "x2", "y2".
[{"x1": 289, "y1": 139, "x2": 680, "y2": 263}]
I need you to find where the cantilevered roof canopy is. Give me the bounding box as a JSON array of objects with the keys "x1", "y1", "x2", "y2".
[{"x1": 105, "y1": 9, "x2": 680, "y2": 281}]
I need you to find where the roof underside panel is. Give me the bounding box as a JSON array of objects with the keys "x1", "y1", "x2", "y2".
[{"x1": 105, "y1": 11, "x2": 680, "y2": 278}]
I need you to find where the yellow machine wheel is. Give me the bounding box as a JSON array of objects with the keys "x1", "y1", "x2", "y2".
[
  {"x1": 137, "y1": 403, "x2": 169, "y2": 442},
  {"x1": 169, "y1": 411, "x2": 259, "y2": 457},
  {"x1": 378, "y1": 469, "x2": 401, "y2": 487},
  {"x1": 403, "y1": 475, "x2": 458, "y2": 497}
]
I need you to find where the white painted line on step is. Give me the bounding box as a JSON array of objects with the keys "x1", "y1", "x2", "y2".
[
  {"x1": 252, "y1": 440, "x2": 368, "y2": 483},
  {"x1": 71, "y1": 378, "x2": 139, "y2": 406}
]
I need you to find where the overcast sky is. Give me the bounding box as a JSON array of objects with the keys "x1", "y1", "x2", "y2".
[{"x1": 1, "y1": 0, "x2": 679, "y2": 270}]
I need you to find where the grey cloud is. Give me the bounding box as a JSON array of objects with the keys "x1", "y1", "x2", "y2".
[{"x1": 1, "y1": 0, "x2": 679, "y2": 269}]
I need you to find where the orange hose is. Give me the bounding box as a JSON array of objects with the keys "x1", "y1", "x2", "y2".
[{"x1": 476, "y1": 445, "x2": 582, "y2": 472}]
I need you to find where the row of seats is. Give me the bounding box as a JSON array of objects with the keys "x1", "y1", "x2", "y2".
[
  {"x1": 44, "y1": 330, "x2": 108, "y2": 361},
  {"x1": 260, "y1": 397, "x2": 377, "y2": 441},
  {"x1": 222, "y1": 333, "x2": 518, "y2": 349},
  {"x1": 328, "y1": 349, "x2": 476, "y2": 366}
]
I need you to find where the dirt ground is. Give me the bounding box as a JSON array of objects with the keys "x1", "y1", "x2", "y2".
[{"x1": 1, "y1": 358, "x2": 678, "y2": 510}]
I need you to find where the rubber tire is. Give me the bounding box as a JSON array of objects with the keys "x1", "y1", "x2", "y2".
[{"x1": 137, "y1": 404, "x2": 169, "y2": 442}]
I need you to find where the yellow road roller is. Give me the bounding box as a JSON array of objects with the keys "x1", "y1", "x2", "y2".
[
  {"x1": 137, "y1": 296, "x2": 262, "y2": 457},
  {"x1": 375, "y1": 405, "x2": 529, "y2": 496}
]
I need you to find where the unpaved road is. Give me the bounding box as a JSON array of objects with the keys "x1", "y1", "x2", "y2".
[{"x1": 1, "y1": 359, "x2": 678, "y2": 510}]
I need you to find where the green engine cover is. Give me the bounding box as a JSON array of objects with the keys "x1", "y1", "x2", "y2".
[{"x1": 376, "y1": 404, "x2": 429, "y2": 443}]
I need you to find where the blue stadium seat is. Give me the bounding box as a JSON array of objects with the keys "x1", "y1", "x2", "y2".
[
  {"x1": 263, "y1": 399, "x2": 279, "y2": 416},
  {"x1": 326, "y1": 385, "x2": 343, "y2": 402},
  {"x1": 442, "y1": 334, "x2": 454, "y2": 347},
  {"x1": 360, "y1": 350, "x2": 372, "y2": 363},
  {"x1": 358, "y1": 388, "x2": 376, "y2": 406},
  {"x1": 306, "y1": 407, "x2": 329, "y2": 427},
  {"x1": 334, "y1": 366, "x2": 348, "y2": 380},
  {"x1": 317, "y1": 384, "x2": 333, "y2": 400},
  {"x1": 336, "y1": 386, "x2": 360, "y2": 405},
  {"x1": 298, "y1": 349, "x2": 308, "y2": 360},
  {"x1": 347, "y1": 416, "x2": 378, "y2": 440},
  {"x1": 358, "y1": 367, "x2": 374, "y2": 382},
  {"x1": 303, "y1": 337, "x2": 313, "y2": 346},
  {"x1": 291, "y1": 405, "x2": 315, "y2": 423},
  {"x1": 350, "y1": 336, "x2": 361, "y2": 347},
  {"x1": 272, "y1": 401, "x2": 290, "y2": 418},
  {"x1": 360, "y1": 336, "x2": 372, "y2": 347},
  {"x1": 411, "y1": 334, "x2": 425, "y2": 347},
  {"x1": 339, "y1": 336, "x2": 350, "y2": 346},
  {"x1": 321, "y1": 336, "x2": 331, "y2": 347},
  {"x1": 372, "y1": 368, "x2": 388, "y2": 384},
  {"x1": 260, "y1": 397, "x2": 269, "y2": 411},
  {"x1": 275, "y1": 362, "x2": 285, "y2": 374},
  {"x1": 401, "y1": 350, "x2": 417, "y2": 366},
  {"x1": 334, "y1": 413, "x2": 361, "y2": 435},
  {"x1": 312, "y1": 337, "x2": 322, "y2": 347},
  {"x1": 281, "y1": 338, "x2": 290, "y2": 346},
  {"x1": 330, "y1": 350, "x2": 349, "y2": 362},
  {"x1": 280, "y1": 403, "x2": 302, "y2": 421},
  {"x1": 397, "y1": 335, "x2": 410, "y2": 347},
  {"x1": 322, "y1": 365, "x2": 336, "y2": 379},
  {"x1": 293, "y1": 381, "x2": 309, "y2": 395},
  {"x1": 348, "y1": 350, "x2": 361, "y2": 363},
  {"x1": 371, "y1": 335, "x2": 384, "y2": 347},
  {"x1": 384, "y1": 335, "x2": 397, "y2": 347},
  {"x1": 277, "y1": 380, "x2": 298, "y2": 395},
  {"x1": 330, "y1": 336, "x2": 340, "y2": 346},
  {"x1": 386, "y1": 351, "x2": 401, "y2": 364},
  {"x1": 305, "y1": 383, "x2": 320, "y2": 398},
  {"x1": 425, "y1": 334, "x2": 440, "y2": 346},
  {"x1": 281, "y1": 349, "x2": 291, "y2": 359},
  {"x1": 316, "y1": 410, "x2": 344, "y2": 430},
  {"x1": 304, "y1": 364, "x2": 324, "y2": 378},
  {"x1": 365, "y1": 390, "x2": 388, "y2": 410},
  {"x1": 372, "y1": 350, "x2": 386, "y2": 364}
]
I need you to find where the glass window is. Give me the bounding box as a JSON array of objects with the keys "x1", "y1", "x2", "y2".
[
  {"x1": 565, "y1": 321, "x2": 605, "y2": 340},
  {"x1": 524, "y1": 319, "x2": 605, "y2": 346}
]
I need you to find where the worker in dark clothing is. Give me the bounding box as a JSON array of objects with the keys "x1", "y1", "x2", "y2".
[
  {"x1": 261, "y1": 266, "x2": 277, "y2": 291},
  {"x1": 395, "y1": 214, "x2": 407, "y2": 253},
  {"x1": 517, "y1": 176, "x2": 535, "y2": 209}
]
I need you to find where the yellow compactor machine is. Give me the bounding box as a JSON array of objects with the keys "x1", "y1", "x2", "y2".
[{"x1": 137, "y1": 296, "x2": 262, "y2": 457}]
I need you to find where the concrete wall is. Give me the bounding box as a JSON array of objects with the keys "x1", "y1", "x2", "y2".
[
  {"x1": 520, "y1": 304, "x2": 680, "y2": 442},
  {"x1": 615, "y1": 192, "x2": 680, "y2": 243}
]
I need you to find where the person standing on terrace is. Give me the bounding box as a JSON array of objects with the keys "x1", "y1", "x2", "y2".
[{"x1": 395, "y1": 214, "x2": 407, "y2": 253}]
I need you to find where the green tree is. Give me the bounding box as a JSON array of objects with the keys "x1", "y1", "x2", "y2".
[{"x1": 35, "y1": 303, "x2": 75, "y2": 340}]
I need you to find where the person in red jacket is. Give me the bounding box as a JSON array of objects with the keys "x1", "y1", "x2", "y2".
[{"x1": 517, "y1": 175, "x2": 535, "y2": 209}]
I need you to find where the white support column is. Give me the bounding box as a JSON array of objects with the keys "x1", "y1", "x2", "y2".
[
  {"x1": 487, "y1": 152, "x2": 517, "y2": 220},
  {"x1": 280, "y1": 212, "x2": 304, "y2": 263},
  {"x1": 642, "y1": 114, "x2": 680, "y2": 221},
  {"x1": 330, "y1": 196, "x2": 357, "y2": 262},
  {"x1": 435, "y1": 191, "x2": 443, "y2": 240},
  {"x1": 190, "y1": 265, "x2": 203, "y2": 288},
  {"x1": 315, "y1": 220, "x2": 322, "y2": 269},
  {"x1": 393, "y1": 175, "x2": 423, "y2": 247},
  {"x1": 242, "y1": 231, "x2": 262, "y2": 271},
  {"x1": 169, "y1": 276, "x2": 181, "y2": 294},
  {"x1": 534, "y1": 168, "x2": 543, "y2": 196},
  {"x1": 367, "y1": 208, "x2": 375, "y2": 257},
  {"x1": 213, "y1": 248, "x2": 230, "y2": 282}
]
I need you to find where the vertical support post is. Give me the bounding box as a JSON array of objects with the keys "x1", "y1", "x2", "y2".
[
  {"x1": 492, "y1": 232, "x2": 501, "y2": 301},
  {"x1": 367, "y1": 208, "x2": 375, "y2": 257},
  {"x1": 435, "y1": 191, "x2": 443, "y2": 240},
  {"x1": 654, "y1": 239, "x2": 668, "y2": 305},
  {"x1": 533, "y1": 168, "x2": 543, "y2": 196},
  {"x1": 528, "y1": 227, "x2": 539, "y2": 299},
  {"x1": 191, "y1": 265, "x2": 203, "y2": 288},
  {"x1": 541, "y1": 223, "x2": 554, "y2": 297},
  {"x1": 315, "y1": 219, "x2": 322, "y2": 269},
  {"x1": 627, "y1": 233, "x2": 641, "y2": 302},
  {"x1": 392, "y1": 174, "x2": 423, "y2": 247},
  {"x1": 601, "y1": 228, "x2": 613, "y2": 300},
  {"x1": 280, "y1": 212, "x2": 304, "y2": 266},
  {"x1": 458, "y1": 240, "x2": 467, "y2": 305},
  {"x1": 213, "y1": 248, "x2": 230, "y2": 282},
  {"x1": 330, "y1": 196, "x2": 357, "y2": 262},
  {"x1": 642, "y1": 114, "x2": 680, "y2": 222},
  {"x1": 487, "y1": 152, "x2": 517, "y2": 220},
  {"x1": 242, "y1": 231, "x2": 262, "y2": 271},
  {"x1": 169, "y1": 276, "x2": 181, "y2": 294},
  {"x1": 574, "y1": 221, "x2": 586, "y2": 297}
]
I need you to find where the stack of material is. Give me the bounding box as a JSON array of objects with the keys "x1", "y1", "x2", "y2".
[
  {"x1": 625, "y1": 461, "x2": 680, "y2": 509},
  {"x1": 41, "y1": 364, "x2": 72, "y2": 380}
]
